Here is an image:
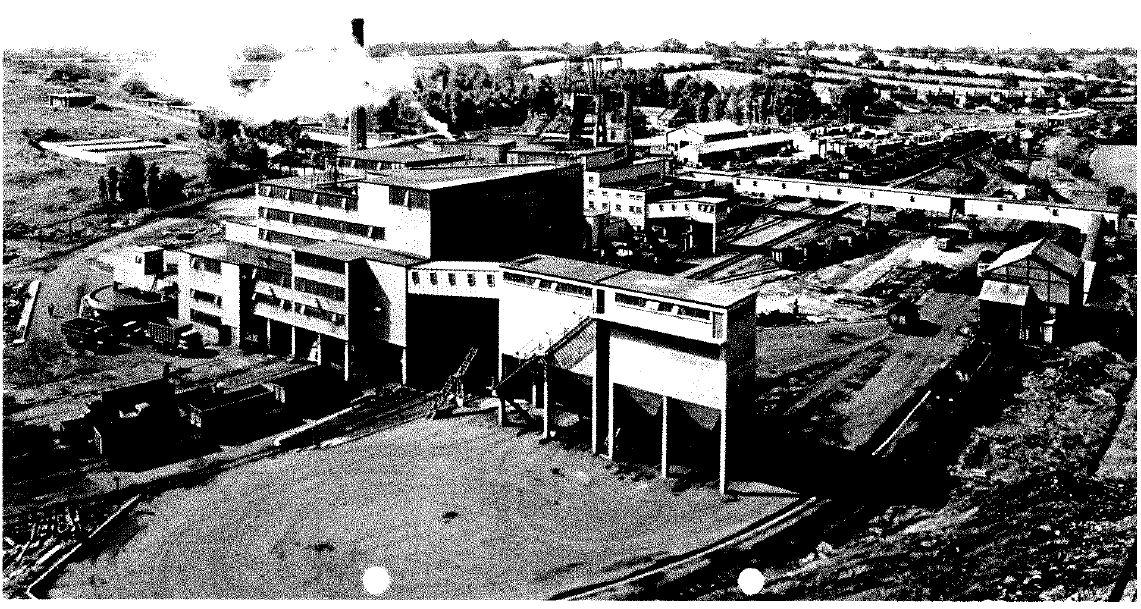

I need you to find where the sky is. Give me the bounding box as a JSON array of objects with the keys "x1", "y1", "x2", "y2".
[{"x1": 2, "y1": 0, "x2": 1137, "y2": 52}]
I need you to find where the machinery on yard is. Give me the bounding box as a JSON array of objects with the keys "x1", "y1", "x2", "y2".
[
  {"x1": 145, "y1": 318, "x2": 202, "y2": 353},
  {"x1": 60, "y1": 317, "x2": 119, "y2": 353}
]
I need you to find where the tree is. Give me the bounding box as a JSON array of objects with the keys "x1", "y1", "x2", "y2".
[
  {"x1": 607, "y1": 41, "x2": 625, "y2": 53},
  {"x1": 857, "y1": 49, "x2": 880, "y2": 66},
  {"x1": 119, "y1": 154, "x2": 147, "y2": 210},
  {"x1": 158, "y1": 169, "x2": 188, "y2": 205},
  {"x1": 121, "y1": 76, "x2": 153, "y2": 97},
  {"x1": 587, "y1": 41, "x2": 604, "y2": 56},
  {"x1": 146, "y1": 162, "x2": 161, "y2": 207},
  {"x1": 657, "y1": 38, "x2": 687, "y2": 53},
  {"x1": 836, "y1": 77, "x2": 877, "y2": 122},
  {"x1": 464, "y1": 39, "x2": 480, "y2": 52},
  {"x1": 495, "y1": 38, "x2": 511, "y2": 52},
  {"x1": 106, "y1": 166, "x2": 119, "y2": 205},
  {"x1": 1000, "y1": 72, "x2": 1021, "y2": 90},
  {"x1": 203, "y1": 152, "x2": 233, "y2": 189},
  {"x1": 97, "y1": 176, "x2": 108, "y2": 208},
  {"x1": 1091, "y1": 56, "x2": 1124, "y2": 80}
]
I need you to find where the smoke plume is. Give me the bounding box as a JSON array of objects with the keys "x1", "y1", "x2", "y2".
[{"x1": 125, "y1": 36, "x2": 422, "y2": 126}]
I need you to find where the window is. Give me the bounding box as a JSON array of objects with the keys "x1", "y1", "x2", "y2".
[
  {"x1": 615, "y1": 293, "x2": 648, "y2": 308},
  {"x1": 369, "y1": 226, "x2": 386, "y2": 240},
  {"x1": 588, "y1": 189, "x2": 595, "y2": 195},
  {"x1": 616, "y1": 205, "x2": 622, "y2": 212},
  {"x1": 467, "y1": 273, "x2": 477, "y2": 287},
  {"x1": 996, "y1": 204, "x2": 1004, "y2": 211},
  {"x1": 781, "y1": 183, "x2": 787, "y2": 189},
  {"x1": 411, "y1": 272, "x2": 420, "y2": 285},
  {"x1": 537, "y1": 279, "x2": 554, "y2": 290},
  {"x1": 671, "y1": 204, "x2": 677, "y2": 211},
  {"x1": 677, "y1": 306, "x2": 711, "y2": 320},
  {"x1": 429, "y1": 272, "x2": 438, "y2": 285},
  {"x1": 909, "y1": 196, "x2": 916, "y2": 202},
  {"x1": 659, "y1": 205, "x2": 664, "y2": 212},
  {"x1": 1052, "y1": 209, "x2": 1059, "y2": 216},
  {"x1": 869, "y1": 192, "x2": 875, "y2": 198},
  {"x1": 806, "y1": 185, "x2": 811, "y2": 191},
  {"x1": 837, "y1": 188, "x2": 843, "y2": 195},
  {"x1": 684, "y1": 204, "x2": 690, "y2": 211},
  {"x1": 448, "y1": 273, "x2": 457, "y2": 286},
  {"x1": 657, "y1": 302, "x2": 675, "y2": 313},
  {"x1": 752, "y1": 180, "x2": 757, "y2": 187},
  {"x1": 735, "y1": 179, "x2": 741, "y2": 185},
  {"x1": 588, "y1": 176, "x2": 595, "y2": 183},
  {"x1": 713, "y1": 312, "x2": 725, "y2": 338},
  {"x1": 486, "y1": 274, "x2": 495, "y2": 287}
]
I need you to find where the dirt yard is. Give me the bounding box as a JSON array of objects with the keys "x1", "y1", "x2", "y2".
[{"x1": 50, "y1": 414, "x2": 798, "y2": 599}]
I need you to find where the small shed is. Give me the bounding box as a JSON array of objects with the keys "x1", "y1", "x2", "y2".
[
  {"x1": 978, "y1": 280, "x2": 1043, "y2": 342},
  {"x1": 49, "y1": 92, "x2": 97, "y2": 108}
]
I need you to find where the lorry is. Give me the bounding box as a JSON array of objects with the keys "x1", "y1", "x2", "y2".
[
  {"x1": 61, "y1": 317, "x2": 120, "y2": 352},
  {"x1": 146, "y1": 318, "x2": 203, "y2": 353}
]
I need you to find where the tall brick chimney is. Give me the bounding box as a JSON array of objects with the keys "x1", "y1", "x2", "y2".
[{"x1": 348, "y1": 18, "x2": 368, "y2": 150}]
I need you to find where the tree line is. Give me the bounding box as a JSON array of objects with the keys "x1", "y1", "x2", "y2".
[{"x1": 97, "y1": 155, "x2": 187, "y2": 210}]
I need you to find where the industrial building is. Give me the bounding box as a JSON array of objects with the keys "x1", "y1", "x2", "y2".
[
  {"x1": 39, "y1": 137, "x2": 191, "y2": 165},
  {"x1": 178, "y1": 162, "x2": 586, "y2": 385}
]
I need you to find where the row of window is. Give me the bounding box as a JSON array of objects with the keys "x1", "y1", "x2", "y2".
[
  {"x1": 585, "y1": 189, "x2": 645, "y2": 202},
  {"x1": 253, "y1": 292, "x2": 290, "y2": 310},
  {"x1": 253, "y1": 267, "x2": 292, "y2": 288},
  {"x1": 294, "y1": 277, "x2": 345, "y2": 301},
  {"x1": 295, "y1": 302, "x2": 345, "y2": 326},
  {"x1": 411, "y1": 270, "x2": 497, "y2": 288},
  {"x1": 389, "y1": 187, "x2": 430, "y2": 209},
  {"x1": 613, "y1": 291, "x2": 712, "y2": 321},
  {"x1": 259, "y1": 207, "x2": 386, "y2": 241},
  {"x1": 259, "y1": 229, "x2": 319, "y2": 248},
  {"x1": 502, "y1": 272, "x2": 592, "y2": 299},
  {"x1": 258, "y1": 184, "x2": 356, "y2": 211},
  {"x1": 190, "y1": 289, "x2": 222, "y2": 307},
  {"x1": 189, "y1": 309, "x2": 222, "y2": 328},
  {"x1": 189, "y1": 255, "x2": 222, "y2": 274},
  {"x1": 294, "y1": 251, "x2": 345, "y2": 274}
]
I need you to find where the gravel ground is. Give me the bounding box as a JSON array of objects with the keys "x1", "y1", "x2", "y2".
[{"x1": 50, "y1": 414, "x2": 797, "y2": 599}]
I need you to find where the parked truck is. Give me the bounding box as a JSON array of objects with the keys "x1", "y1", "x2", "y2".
[
  {"x1": 61, "y1": 317, "x2": 119, "y2": 352},
  {"x1": 146, "y1": 318, "x2": 203, "y2": 353}
]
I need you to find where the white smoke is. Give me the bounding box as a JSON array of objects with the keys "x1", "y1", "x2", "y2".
[{"x1": 125, "y1": 37, "x2": 443, "y2": 130}]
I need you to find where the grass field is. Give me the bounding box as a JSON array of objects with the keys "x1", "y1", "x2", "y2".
[
  {"x1": 411, "y1": 50, "x2": 565, "y2": 71},
  {"x1": 51, "y1": 414, "x2": 796, "y2": 599},
  {"x1": 3, "y1": 64, "x2": 210, "y2": 267}
]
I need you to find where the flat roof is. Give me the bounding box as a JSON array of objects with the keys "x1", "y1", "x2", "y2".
[
  {"x1": 50, "y1": 92, "x2": 95, "y2": 98},
  {"x1": 601, "y1": 269, "x2": 755, "y2": 308},
  {"x1": 184, "y1": 241, "x2": 292, "y2": 271},
  {"x1": 260, "y1": 176, "x2": 358, "y2": 196},
  {"x1": 337, "y1": 147, "x2": 466, "y2": 164},
  {"x1": 696, "y1": 133, "x2": 794, "y2": 154},
  {"x1": 363, "y1": 164, "x2": 561, "y2": 191},
  {"x1": 502, "y1": 254, "x2": 625, "y2": 284},
  {"x1": 295, "y1": 240, "x2": 426, "y2": 267}
]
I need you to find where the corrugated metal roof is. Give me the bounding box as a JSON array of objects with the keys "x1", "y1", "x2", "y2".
[{"x1": 985, "y1": 239, "x2": 1082, "y2": 279}]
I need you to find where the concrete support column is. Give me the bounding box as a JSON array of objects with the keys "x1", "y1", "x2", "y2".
[
  {"x1": 541, "y1": 363, "x2": 551, "y2": 439},
  {"x1": 315, "y1": 334, "x2": 324, "y2": 366},
  {"x1": 265, "y1": 318, "x2": 273, "y2": 351},
  {"x1": 607, "y1": 379, "x2": 616, "y2": 460},
  {"x1": 530, "y1": 368, "x2": 537, "y2": 407},
  {"x1": 719, "y1": 407, "x2": 728, "y2": 495},
  {"x1": 290, "y1": 325, "x2": 297, "y2": 359},
  {"x1": 661, "y1": 396, "x2": 669, "y2": 479},
  {"x1": 343, "y1": 340, "x2": 350, "y2": 383},
  {"x1": 591, "y1": 371, "x2": 601, "y2": 454},
  {"x1": 400, "y1": 349, "x2": 408, "y2": 385}
]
